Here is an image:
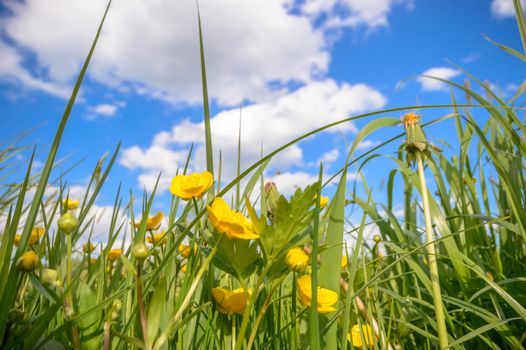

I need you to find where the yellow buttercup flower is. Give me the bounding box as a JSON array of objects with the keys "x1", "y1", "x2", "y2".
[
  {"x1": 348, "y1": 324, "x2": 375, "y2": 347},
  {"x1": 134, "y1": 212, "x2": 163, "y2": 231},
  {"x1": 14, "y1": 227, "x2": 45, "y2": 247},
  {"x1": 63, "y1": 198, "x2": 80, "y2": 210},
  {"x1": 108, "y1": 249, "x2": 123, "y2": 262},
  {"x1": 341, "y1": 256, "x2": 348, "y2": 270},
  {"x1": 297, "y1": 275, "x2": 338, "y2": 314},
  {"x1": 313, "y1": 195, "x2": 329, "y2": 208},
  {"x1": 146, "y1": 232, "x2": 168, "y2": 245},
  {"x1": 17, "y1": 251, "x2": 39, "y2": 272},
  {"x1": 181, "y1": 264, "x2": 187, "y2": 273},
  {"x1": 178, "y1": 243, "x2": 197, "y2": 258},
  {"x1": 170, "y1": 171, "x2": 214, "y2": 200},
  {"x1": 207, "y1": 197, "x2": 259, "y2": 240},
  {"x1": 211, "y1": 287, "x2": 251, "y2": 315},
  {"x1": 83, "y1": 242, "x2": 95, "y2": 253},
  {"x1": 286, "y1": 247, "x2": 309, "y2": 273}
]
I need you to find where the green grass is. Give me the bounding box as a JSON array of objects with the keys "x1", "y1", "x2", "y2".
[{"x1": 0, "y1": 1, "x2": 525, "y2": 349}]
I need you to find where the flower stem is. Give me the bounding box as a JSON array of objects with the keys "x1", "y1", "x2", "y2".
[
  {"x1": 416, "y1": 152, "x2": 449, "y2": 349},
  {"x1": 66, "y1": 233, "x2": 81, "y2": 350},
  {"x1": 136, "y1": 261, "x2": 150, "y2": 350}
]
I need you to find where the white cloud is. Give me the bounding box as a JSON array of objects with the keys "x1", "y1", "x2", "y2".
[
  {"x1": 2, "y1": 0, "x2": 329, "y2": 106},
  {"x1": 269, "y1": 171, "x2": 321, "y2": 196},
  {"x1": 317, "y1": 148, "x2": 339, "y2": 164},
  {"x1": 119, "y1": 79, "x2": 386, "y2": 192},
  {"x1": 355, "y1": 138, "x2": 380, "y2": 151},
  {"x1": 490, "y1": 0, "x2": 526, "y2": 18},
  {"x1": 85, "y1": 102, "x2": 123, "y2": 120},
  {"x1": 302, "y1": 0, "x2": 414, "y2": 29},
  {"x1": 417, "y1": 67, "x2": 461, "y2": 91},
  {"x1": 0, "y1": 39, "x2": 70, "y2": 98}
]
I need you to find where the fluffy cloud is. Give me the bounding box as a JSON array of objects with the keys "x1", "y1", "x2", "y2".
[
  {"x1": 0, "y1": 39, "x2": 70, "y2": 98},
  {"x1": 85, "y1": 102, "x2": 125, "y2": 120},
  {"x1": 301, "y1": 0, "x2": 414, "y2": 29},
  {"x1": 119, "y1": 79, "x2": 386, "y2": 192},
  {"x1": 490, "y1": 0, "x2": 526, "y2": 18},
  {"x1": 2, "y1": 0, "x2": 329, "y2": 106},
  {"x1": 417, "y1": 67, "x2": 461, "y2": 91}
]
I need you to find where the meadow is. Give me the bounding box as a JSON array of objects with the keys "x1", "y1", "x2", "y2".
[{"x1": 1, "y1": 1, "x2": 526, "y2": 349}]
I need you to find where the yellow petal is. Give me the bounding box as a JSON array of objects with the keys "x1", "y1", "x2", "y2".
[
  {"x1": 108, "y1": 249, "x2": 123, "y2": 262},
  {"x1": 341, "y1": 256, "x2": 348, "y2": 270},
  {"x1": 296, "y1": 275, "x2": 338, "y2": 314},
  {"x1": 207, "y1": 197, "x2": 259, "y2": 240},
  {"x1": 350, "y1": 324, "x2": 375, "y2": 347},
  {"x1": 63, "y1": 198, "x2": 80, "y2": 210},
  {"x1": 178, "y1": 243, "x2": 197, "y2": 257},
  {"x1": 286, "y1": 247, "x2": 309, "y2": 273},
  {"x1": 170, "y1": 171, "x2": 213, "y2": 200}
]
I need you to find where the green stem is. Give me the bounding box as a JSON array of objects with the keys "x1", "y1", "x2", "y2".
[
  {"x1": 416, "y1": 153, "x2": 449, "y2": 349},
  {"x1": 66, "y1": 233, "x2": 81, "y2": 350},
  {"x1": 234, "y1": 263, "x2": 274, "y2": 350},
  {"x1": 136, "y1": 262, "x2": 150, "y2": 350}
]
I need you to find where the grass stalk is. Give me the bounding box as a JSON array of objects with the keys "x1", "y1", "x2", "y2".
[{"x1": 416, "y1": 152, "x2": 449, "y2": 349}]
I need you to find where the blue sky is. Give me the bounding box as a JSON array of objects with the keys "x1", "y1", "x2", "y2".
[{"x1": 0, "y1": 0, "x2": 524, "y2": 241}]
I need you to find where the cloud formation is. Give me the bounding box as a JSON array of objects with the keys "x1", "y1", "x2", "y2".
[
  {"x1": 417, "y1": 67, "x2": 461, "y2": 91},
  {"x1": 490, "y1": 0, "x2": 526, "y2": 18},
  {"x1": 119, "y1": 79, "x2": 387, "y2": 192},
  {"x1": 2, "y1": 0, "x2": 329, "y2": 106}
]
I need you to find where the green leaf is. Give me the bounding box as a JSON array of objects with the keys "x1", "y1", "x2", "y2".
[
  {"x1": 147, "y1": 277, "x2": 167, "y2": 345},
  {"x1": 319, "y1": 165, "x2": 347, "y2": 349}
]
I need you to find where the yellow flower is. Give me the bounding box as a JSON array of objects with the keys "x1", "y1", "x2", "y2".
[
  {"x1": 341, "y1": 256, "x2": 348, "y2": 270},
  {"x1": 286, "y1": 247, "x2": 309, "y2": 273},
  {"x1": 108, "y1": 249, "x2": 123, "y2": 262},
  {"x1": 348, "y1": 324, "x2": 375, "y2": 347},
  {"x1": 401, "y1": 111, "x2": 420, "y2": 128},
  {"x1": 83, "y1": 242, "x2": 95, "y2": 253},
  {"x1": 170, "y1": 171, "x2": 214, "y2": 200},
  {"x1": 134, "y1": 212, "x2": 163, "y2": 231},
  {"x1": 178, "y1": 243, "x2": 197, "y2": 258},
  {"x1": 207, "y1": 197, "x2": 259, "y2": 240},
  {"x1": 181, "y1": 264, "x2": 187, "y2": 273},
  {"x1": 17, "y1": 251, "x2": 39, "y2": 272},
  {"x1": 146, "y1": 232, "x2": 168, "y2": 245},
  {"x1": 297, "y1": 275, "x2": 338, "y2": 314},
  {"x1": 211, "y1": 287, "x2": 251, "y2": 315},
  {"x1": 313, "y1": 195, "x2": 329, "y2": 208},
  {"x1": 14, "y1": 227, "x2": 45, "y2": 247},
  {"x1": 63, "y1": 198, "x2": 80, "y2": 210}
]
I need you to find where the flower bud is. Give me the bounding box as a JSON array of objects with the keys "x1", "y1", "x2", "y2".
[
  {"x1": 373, "y1": 235, "x2": 381, "y2": 243},
  {"x1": 264, "y1": 181, "x2": 281, "y2": 214},
  {"x1": 58, "y1": 212, "x2": 79, "y2": 235},
  {"x1": 132, "y1": 243, "x2": 149, "y2": 260},
  {"x1": 112, "y1": 299, "x2": 122, "y2": 311},
  {"x1": 17, "y1": 251, "x2": 39, "y2": 272},
  {"x1": 83, "y1": 242, "x2": 95, "y2": 254},
  {"x1": 286, "y1": 247, "x2": 309, "y2": 273},
  {"x1": 41, "y1": 268, "x2": 58, "y2": 285}
]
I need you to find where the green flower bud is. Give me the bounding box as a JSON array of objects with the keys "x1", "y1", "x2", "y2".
[
  {"x1": 17, "y1": 251, "x2": 39, "y2": 272},
  {"x1": 58, "y1": 212, "x2": 79, "y2": 235},
  {"x1": 373, "y1": 235, "x2": 381, "y2": 243},
  {"x1": 41, "y1": 268, "x2": 58, "y2": 285},
  {"x1": 132, "y1": 242, "x2": 149, "y2": 260},
  {"x1": 112, "y1": 299, "x2": 122, "y2": 311}
]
